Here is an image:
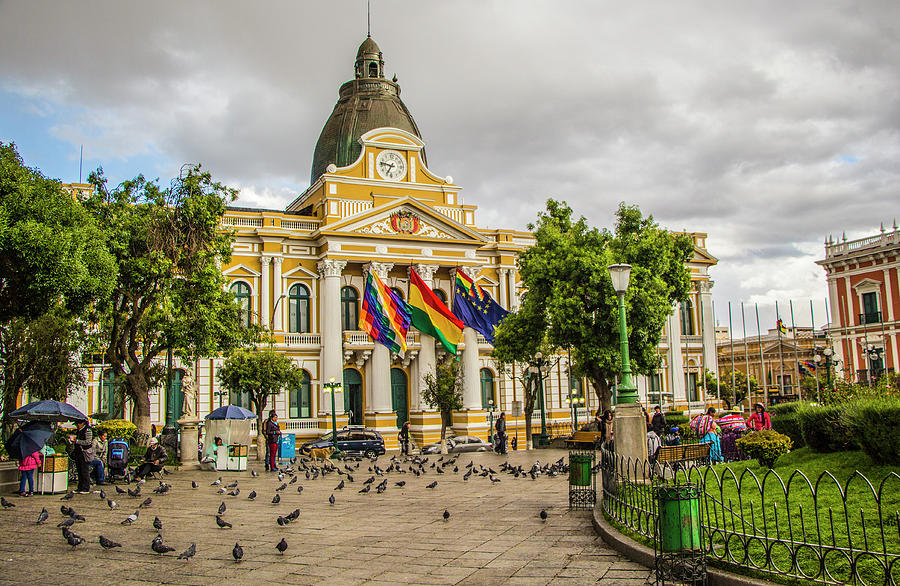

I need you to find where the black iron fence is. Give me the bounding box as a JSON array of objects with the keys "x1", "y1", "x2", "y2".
[{"x1": 600, "y1": 449, "x2": 900, "y2": 585}]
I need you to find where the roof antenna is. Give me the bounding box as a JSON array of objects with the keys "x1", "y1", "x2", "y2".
[{"x1": 367, "y1": 0, "x2": 371, "y2": 37}]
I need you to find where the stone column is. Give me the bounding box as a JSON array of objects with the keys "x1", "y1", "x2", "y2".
[
  {"x1": 498, "y1": 268, "x2": 509, "y2": 309},
  {"x1": 272, "y1": 256, "x2": 284, "y2": 332},
  {"x1": 508, "y1": 268, "x2": 519, "y2": 310},
  {"x1": 455, "y1": 266, "x2": 483, "y2": 411},
  {"x1": 411, "y1": 264, "x2": 439, "y2": 411},
  {"x1": 668, "y1": 301, "x2": 685, "y2": 405},
  {"x1": 699, "y1": 281, "x2": 717, "y2": 376},
  {"x1": 260, "y1": 256, "x2": 271, "y2": 328},
  {"x1": 364, "y1": 262, "x2": 394, "y2": 413},
  {"x1": 317, "y1": 259, "x2": 346, "y2": 414}
]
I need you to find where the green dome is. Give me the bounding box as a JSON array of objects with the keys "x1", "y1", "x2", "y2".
[{"x1": 310, "y1": 37, "x2": 426, "y2": 183}]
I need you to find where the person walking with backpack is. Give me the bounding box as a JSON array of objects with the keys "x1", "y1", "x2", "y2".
[{"x1": 263, "y1": 411, "x2": 281, "y2": 472}]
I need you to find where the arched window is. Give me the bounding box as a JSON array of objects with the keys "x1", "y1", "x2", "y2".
[
  {"x1": 289, "y1": 370, "x2": 312, "y2": 419},
  {"x1": 231, "y1": 282, "x2": 252, "y2": 327},
  {"x1": 288, "y1": 284, "x2": 310, "y2": 333},
  {"x1": 480, "y1": 368, "x2": 495, "y2": 409},
  {"x1": 390, "y1": 287, "x2": 404, "y2": 302},
  {"x1": 432, "y1": 288, "x2": 447, "y2": 306},
  {"x1": 341, "y1": 286, "x2": 359, "y2": 331},
  {"x1": 680, "y1": 299, "x2": 694, "y2": 336},
  {"x1": 368, "y1": 62, "x2": 378, "y2": 78}
]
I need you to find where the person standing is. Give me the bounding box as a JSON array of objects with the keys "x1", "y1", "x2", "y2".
[
  {"x1": 398, "y1": 421, "x2": 410, "y2": 456},
  {"x1": 17, "y1": 450, "x2": 41, "y2": 497},
  {"x1": 264, "y1": 411, "x2": 281, "y2": 472},
  {"x1": 695, "y1": 407, "x2": 723, "y2": 463},
  {"x1": 90, "y1": 430, "x2": 108, "y2": 485},
  {"x1": 495, "y1": 412, "x2": 507, "y2": 454},
  {"x1": 650, "y1": 406, "x2": 668, "y2": 435},
  {"x1": 600, "y1": 410, "x2": 615, "y2": 450},
  {"x1": 747, "y1": 403, "x2": 772, "y2": 431},
  {"x1": 67, "y1": 420, "x2": 94, "y2": 494}
]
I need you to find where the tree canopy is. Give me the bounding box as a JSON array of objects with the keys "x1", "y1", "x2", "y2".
[
  {"x1": 421, "y1": 359, "x2": 463, "y2": 448},
  {"x1": 704, "y1": 369, "x2": 758, "y2": 409},
  {"x1": 493, "y1": 200, "x2": 693, "y2": 411}
]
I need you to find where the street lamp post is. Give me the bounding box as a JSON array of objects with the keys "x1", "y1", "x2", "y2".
[
  {"x1": 270, "y1": 293, "x2": 287, "y2": 332},
  {"x1": 487, "y1": 399, "x2": 495, "y2": 444},
  {"x1": 865, "y1": 344, "x2": 883, "y2": 387},
  {"x1": 607, "y1": 264, "x2": 638, "y2": 403},
  {"x1": 813, "y1": 347, "x2": 840, "y2": 402},
  {"x1": 323, "y1": 377, "x2": 342, "y2": 451},
  {"x1": 214, "y1": 390, "x2": 228, "y2": 408},
  {"x1": 565, "y1": 390, "x2": 585, "y2": 432},
  {"x1": 529, "y1": 352, "x2": 549, "y2": 448}
]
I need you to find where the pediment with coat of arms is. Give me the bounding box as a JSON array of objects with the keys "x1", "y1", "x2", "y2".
[{"x1": 357, "y1": 210, "x2": 455, "y2": 239}]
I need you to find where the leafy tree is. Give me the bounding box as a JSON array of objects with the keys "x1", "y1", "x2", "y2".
[
  {"x1": 704, "y1": 369, "x2": 758, "y2": 409},
  {"x1": 421, "y1": 359, "x2": 463, "y2": 452},
  {"x1": 85, "y1": 166, "x2": 251, "y2": 442},
  {"x1": 0, "y1": 311, "x2": 88, "y2": 438},
  {"x1": 0, "y1": 142, "x2": 115, "y2": 322},
  {"x1": 217, "y1": 347, "x2": 306, "y2": 460},
  {"x1": 493, "y1": 200, "x2": 693, "y2": 412}
]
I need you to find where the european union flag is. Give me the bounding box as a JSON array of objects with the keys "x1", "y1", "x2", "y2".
[{"x1": 452, "y1": 284, "x2": 510, "y2": 344}]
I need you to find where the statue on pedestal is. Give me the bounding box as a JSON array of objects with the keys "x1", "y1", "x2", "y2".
[{"x1": 181, "y1": 369, "x2": 197, "y2": 419}]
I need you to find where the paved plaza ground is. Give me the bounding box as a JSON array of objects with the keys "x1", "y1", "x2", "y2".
[{"x1": 0, "y1": 448, "x2": 651, "y2": 585}]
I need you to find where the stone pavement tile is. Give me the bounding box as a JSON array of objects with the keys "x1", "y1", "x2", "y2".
[
  {"x1": 372, "y1": 570, "x2": 433, "y2": 583},
  {"x1": 513, "y1": 564, "x2": 561, "y2": 577},
  {"x1": 483, "y1": 557, "x2": 529, "y2": 570},
  {"x1": 556, "y1": 566, "x2": 606, "y2": 579},
  {"x1": 504, "y1": 577, "x2": 552, "y2": 586},
  {"x1": 601, "y1": 569, "x2": 654, "y2": 581},
  {"x1": 457, "y1": 568, "x2": 516, "y2": 584}
]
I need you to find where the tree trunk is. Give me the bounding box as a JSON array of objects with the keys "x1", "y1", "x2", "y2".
[
  {"x1": 127, "y1": 373, "x2": 152, "y2": 445},
  {"x1": 591, "y1": 376, "x2": 612, "y2": 412},
  {"x1": 524, "y1": 412, "x2": 533, "y2": 450},
  {"x1": 440, "y1": 410, "x2": 448, "y2": 454},
  {"x1": 256, "y1": 414, "x2": 266, "y2": 461}
]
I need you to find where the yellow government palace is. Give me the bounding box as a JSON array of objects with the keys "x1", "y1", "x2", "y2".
[{"x1": 71, "y1": 36, "x2": 719, "y2": 449}]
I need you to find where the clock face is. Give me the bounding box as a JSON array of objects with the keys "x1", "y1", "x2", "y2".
[{"x1": 376, "y1": 150, "x2": 407, "y2": 181}]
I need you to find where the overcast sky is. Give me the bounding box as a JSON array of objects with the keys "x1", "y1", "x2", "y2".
[{"x1": 2, "y1": 1, "x2": 898, "y2": 335}]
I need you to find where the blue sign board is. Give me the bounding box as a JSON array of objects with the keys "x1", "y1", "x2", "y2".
[{"x1": 279, "y1": 433, "x2": 295, "y2": 459}]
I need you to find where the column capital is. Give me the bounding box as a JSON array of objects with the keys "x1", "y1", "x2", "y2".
[
  {"x1": 272, "y1": 256, "x2": 283, "y2": 266},
  {"x1": 697, "y1": 280, "x2": 714, "y2": 294},
  {"x1": 411, "y1": 264, "x2": 440, "y2": 282},
  {"x1": 498, "y1": 268, "x2": 510, "y2": 277},
  {"x1": 260, "y1": 255, "x2": 273, "y2": 266},
  {"x1": 451, "y1": 265, "x2": 482, "y2": 280},
  {"x1": 364, "y1": 262, "x2": 393, "y2": 279},
  {"x1": 317, "y1": 259, "x2": 347, "y2": 278}
]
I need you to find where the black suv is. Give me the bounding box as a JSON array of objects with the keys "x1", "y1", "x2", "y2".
[{"x1": 302, "y1": 426, "x2": 386, "y2": 458}]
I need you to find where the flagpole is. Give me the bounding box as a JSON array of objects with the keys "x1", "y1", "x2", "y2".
[
  {"x1": 728, "y1": 302, "x2": 736, "y2": 408},
  {"x1": 755, "y1": 304, "x2": 766, "y2": 405},
  {"x1": 810, "y1": 299, "x2": 820, "y2": 403},
  {"x1": 712, "y1": 300, "x2": 721, "y2": 407},
  {"x1": 741, "y1": 302, "x2": 751, "y2": 408},
  {"x1": 789, "y1": 300, "x2": 801, "y2": 399},
  {"x1": 776, "y1": 301, "x2": 785, "y2": 396}
]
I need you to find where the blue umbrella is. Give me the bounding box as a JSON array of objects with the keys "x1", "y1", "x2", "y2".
[
  {"x1": 6, "y1": 421, "x2": 53, "y2": 461},
  {"x1": 10, "y1": 400, "x2": 88, "y2": 423},
  {"x1": 205, "y1": 405, "x2": 256, "y2": 420}
]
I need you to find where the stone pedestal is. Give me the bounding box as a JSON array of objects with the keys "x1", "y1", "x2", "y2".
[
  {"x1": 177, "y1": 418, "x2": 201, "y2": 470},
  {"x1": 613, "y1": 403, "x2": 648, "y2": 463}
]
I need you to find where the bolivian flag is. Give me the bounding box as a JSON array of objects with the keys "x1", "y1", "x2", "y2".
[{"x1": 409, "y1": 269, "x2": 463, "y2": 355}]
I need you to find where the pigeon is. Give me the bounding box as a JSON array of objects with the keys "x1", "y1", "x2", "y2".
[
  {"x1": 289, "y1": 475, "x2": 298, "y2": 484},
  {"x1": 36, "y1": 507, "x2": 49, "y2": 524},
  {"x1": 358, "y1": 485, "x2": 370, "y2": 494},
  {"x1": 247, "y1": 490, "x2": 257, "y2": 500},
  {"x1": 216, "y1": 487, "x2": 226, "y2": 494},
  {"x1": 363, "y1": 476, "x2": 375, "y2": 485},
  {"x1": 121, "y1": 510, "x2": 140, "y2": 525},
  {"x1": 225, "y1": 481, "x2": 238, "y2": 489},
  {"x1": 139, "y1": 497, "x2": 152, "y2": 508},
  {"x1": 107, "y1": 499, "x2": 118, "y2": 510},
  {"x1": 540, "y1": 509, "x2": 548, "y2": 521},
  {"x1": 57, "y1": 517, "x2": 77, "y2": 528},
  {"x1": 191, "y1": 481, "x2": 198, "y2": 489},
  {"x1": 275, "y1": 483, "x2": 287, "y2": 492},
  {"x1": 296, "y1": 485, "x2": 304, "y2": 494},
  {"x1": 59, "y1": 492, "x2": 74, "y2": 501},
  {"x1": 177, "y1": 543, "x2": 196, "y2": 560},
  {"x1": 153, "y1": 516, "x2": 163, "y2": 530},
  {"x1": 99, "y1": 489, "x2": 107, "y2": 500},
  {"x1": 99, "y1": 535, "x2": 122, "y2": 549},
  {"x1": 328, "y1": 494, "x2": 335, "y2": 505},
  {"x1": 64, "y1": 529, "x2": 84, "y2": 548},
  {"x1": 251, "y1": 470, "x2": 259, "y2": 477},
  {"x1": 346, "y1": 474, "x2": 354, "y2": 483},
  {"x1": 115, "y1": 485, "x2": 126, "y2": 494},
  {"x1": 211, "y1": 477, "x2": 222, "y2": 486},
  {"x1": 285, "y1": 508, "x2": 300, "y2": 521},
  {"x1": 127, "y1": 486, "x2": 141, "y2": 497},
  {"x1": 71, "y1": 513, "x2": 86, "y2": 522},
  {"x1": 232, "y1": 542, "x2": 243, "y2": 562},
  {"x1": 335, "y1": 480, "x2": 344, "y2": 491},
  {"x1": 443, "y1": 509, "x2": 450, "y2": 521},
  {"x1": 215, "y1": 516, "x2": 232, "y2": 529},
  {"x1": 276, "y1": 537, "x2": 288, "y2": 554},
  {"x1": 277, "y1": 516, "x2": 288, "y2": 526},
  {"x1": 60, "y1": 505, "x2": 74, "y2": 516},
  {"x1": 491, "y1": 476, "x2": 501, "y2": 483},
  {"x1": 395, "y1": 481, "x2": 406, "y2": 487},
  {"x1": 426, "y1": 481, "x2": 438, "y2": 489},
  {"x1": 152, "y1": 537, "x2": 175, "y2": 555},
  {"x1": 217, "y1": 502, "x2": 227, "y2": 515},
  {"x1": 227, "y1": 488, "x2": 240, "y2": 497},
  {"x1": 271, "y1": 494, "x2": 280, "y2": 505}
]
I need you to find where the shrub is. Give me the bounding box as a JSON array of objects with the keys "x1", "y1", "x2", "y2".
[
  {"x1": 666, "y1": 410, "x2": 684, "y2": 418},
  {"x1": 769, "y1": 401, "x2": 802, "y2": 416},
  {"x1": 94, "y1": 419, "x2": 137, "y2": 441},
  {"x1": 666, "y1": 414, "x2": 689, "y2": 428},
  {"x1": 771, "y1": 412, "x2": 805, "y2": 448},
  {"x1": 796, "y1": 403, "x2": 853, "y2": 453},
  {"x1": 843, "y1": 397, "x2": 900, "y2": 465},
  {"x1": 678, "y1": 422, "x2": 698, "y2": 442},
  {"x1": 736, "y1": 430, "x2": 793, "y2": 468}
]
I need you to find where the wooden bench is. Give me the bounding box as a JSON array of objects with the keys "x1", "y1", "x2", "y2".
[
  {"x1": 654, "y1": 442, "x2": 712, "y2": 470},
  {"x1": 566, "y1": 431, "x2": 604, "y2": 449}
]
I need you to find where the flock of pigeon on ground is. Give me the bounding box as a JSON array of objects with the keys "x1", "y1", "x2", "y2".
[{"x1": 0, "y1": 452, "x2": 577, "y2": 564}]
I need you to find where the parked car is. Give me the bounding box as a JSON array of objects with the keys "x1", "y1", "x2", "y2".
[
  {"x1": 301, "y1": 426, "x2": 386, "y2": 458},
  {"x1": 420, "y1": 435, "x2": 492, "y2": 455}
]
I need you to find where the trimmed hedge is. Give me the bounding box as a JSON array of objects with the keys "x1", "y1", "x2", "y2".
[
  {"x1": 796, "y1": 403, "x2": 854, "y2": 453},
  {"x1": 736, "y1": 430, "x2": 793, "y2": 468},
  {"x1": 769, "y1": 401, "x2": 802, "y2": 416},
  {"x1": 844, "y1": 397, "x2": 900, "y2": 465},
  {"x1": 666, "y1": 414, "x2": 689, "y2": 428},
  {"x1": 678, "y1": 422, "x2": 699, "y2": 442},
  {"x1": 772, "y1": 412, "x2": 805, "y2": 449},
  {"x1": 94, "y1": 419, "x2": 137, "y2": 441}
]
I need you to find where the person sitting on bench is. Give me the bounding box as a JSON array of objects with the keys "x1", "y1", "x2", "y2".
[{"x1": 134, "y1": 437, "x2": 166, "y2": 479}]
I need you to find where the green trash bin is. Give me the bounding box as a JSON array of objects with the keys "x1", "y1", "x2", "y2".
[
  {"x1": 569, "y1": 453, "x2": 592, "y2": 486},
  {"x1": 656, "y1": 484, "x2": 701, "y2": 553}
]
